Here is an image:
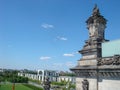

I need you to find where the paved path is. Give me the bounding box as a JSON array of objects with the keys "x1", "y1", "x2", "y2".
[{"x1": 28, "y1": 81, "x2": 43, "y2": 88}]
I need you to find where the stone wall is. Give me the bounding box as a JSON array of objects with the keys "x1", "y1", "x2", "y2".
[
  {"x1": 78, "y1": 59, "x2": 97, "y2": 66},
  {"x1": 76, "y1": 77, "x2": 97, "y2": 90},
  {"x1": 76, "y1": 77, "x2": 120, "y2": 90},
  {"x1": 98, "y1": 78, "x2": 120, "y2": 90}
]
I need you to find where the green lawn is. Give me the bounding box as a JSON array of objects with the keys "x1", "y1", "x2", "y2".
[{"x1": 0, "y1": 84, "x2": 32, "y2": 90}]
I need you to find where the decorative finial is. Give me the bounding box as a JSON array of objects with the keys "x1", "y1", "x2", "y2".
[
  {"x1": 92, "y1": 4, "x2": 100, "y2": 16},
  {"x1": 86, "y1": 4, "x2": 107, "y2": 25},
  {"x1": 93, "y1": 4, "x2": 97, "y2": 10}
]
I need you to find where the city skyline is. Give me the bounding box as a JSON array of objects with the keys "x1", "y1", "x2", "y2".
[{"x1": 0, "y1": 0, "x2": 120, "y2": 71}]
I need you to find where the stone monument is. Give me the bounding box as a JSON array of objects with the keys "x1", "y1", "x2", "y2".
[{"x1": 70, "y1": 5, "x2": 120, "y2": 90}]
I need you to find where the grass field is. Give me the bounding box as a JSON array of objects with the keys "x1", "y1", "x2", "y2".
[{"x1": 0, "y1": 84, "x2": 32, "y2": 90}]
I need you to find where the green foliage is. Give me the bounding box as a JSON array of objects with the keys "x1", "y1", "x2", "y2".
[
  {"x1": 51, "y1": 81, "x2": 67, "y2": 86},
  {"x1": 0, "y1": 76, "x2": 5, "y2": 82},
  {"x1": 23, "y1": 84, "x2": 43, "y2": 90},
  {"x1": 69, "y1": 83, "x2": 75, "y2": 89},
  {"x1": 51, "y1": 81, "x2": 76, "y2": 90},
  {"x1": 12, "y1": 76, "x2": 28, "y2": 83},
  {"x1": 59, "y1": 72, "x2": 76, "y2": 76},
  {"x1": 5, "y1": 76, "x2": 28, "y2": 83},
  {"x1": 0, "y1": 70, "x2": 28, "y2": 83},
  {"x1": 62, "y1": 73, "x2": 76, "y2": 77}
]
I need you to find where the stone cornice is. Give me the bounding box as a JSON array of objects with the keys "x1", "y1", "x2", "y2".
[{"x1": 71, "y1": 66, "x2": 120, "y2": 77}]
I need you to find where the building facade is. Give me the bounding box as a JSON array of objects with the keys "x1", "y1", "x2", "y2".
[
  {"x1": 18, "y1": 70, "x2": 59, "y2": 82},
  {"x1": 58, "y1": 76, "x2": 76, "y2": 84},
  {"x1": 18, "y1": 70, "x2": 75, "y2": 83},
  {"x1": 37, "y1": 70, "x2": 59, "y2": 82}
]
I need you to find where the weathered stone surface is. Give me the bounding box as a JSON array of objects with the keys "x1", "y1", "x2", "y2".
[
  {"x1": 98, "y1": 78, "x2": 120, "y2": 90},
  {"x1": 82, "y1": 55, "x2": 96, "y2": 59},
  {"x1": 78, "y1": 59, "x2": 97, "y2": 66}
]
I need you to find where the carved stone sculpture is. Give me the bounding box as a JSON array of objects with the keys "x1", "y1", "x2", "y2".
[
  {"x1": 113, "y1": 55, "x2": 120, "y2": 65},
  {"x1": 97, "y1": 55, "x2": 120, "y2": 66},
  {"x1": 82, "y1": 79, "x2": 89, "y2": 90}
]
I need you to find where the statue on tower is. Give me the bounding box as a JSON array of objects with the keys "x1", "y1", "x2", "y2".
[
  {"x1": 86, "y1": 4, "x2": 107, "y2": 39},
  {"x1": 79, "y1": 5, "x2": 108, "y2": 58}
]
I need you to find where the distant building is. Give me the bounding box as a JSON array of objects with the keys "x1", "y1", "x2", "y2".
[
  {"x1": 18, "y1": 69, "x2": 59, "y2": 82},
  {"x1": 0, "y1": 68, "x2": 3, "y2": 72},
  {"x1": 18, "y1": 69, "x2": 75, "y2": 83},
  {"x1": 58, "y1": 76, "x2": 75, "y2": 84},
  {"x1": 37, "y1": 70, "x2": 59, "y2": 82}
]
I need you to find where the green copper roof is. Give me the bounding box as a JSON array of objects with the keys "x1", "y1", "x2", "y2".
[{"x1": 102, "y1": 39, "x2": 120, "y2": 57}]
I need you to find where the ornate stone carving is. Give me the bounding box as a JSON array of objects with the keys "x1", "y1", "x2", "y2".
[
  {"x1": 92, "y1": 4, "x2": 100, "y2": 16},
  {"x1": 85, "y1": 4, "x2": 107, "y2": 40},
  {"x1": 97, "y1": 55, "x2": 120, "y2": 66},
  {"x1": 84, "y1": 39, "x2": 95, "y2": 47},
  {"x1": 86, "y1": 5, "x2": 107, "y2": 25},
  {"x1": 82, "y1": 79, "x2": 89, "y2": 90},
  {"x1": 113, "y1": 55, "x2": 120, "y2": 65},
  {"x1": 43, "y1": 77, "x2": 51, "y2": 90},
  {"x1": 74, "y1": 69, "x2": 97, "y2": 77}
]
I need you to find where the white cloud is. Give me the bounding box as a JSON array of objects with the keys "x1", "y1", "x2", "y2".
[
  {"x1": 65, "y1": 62, "x2": 75, "y2": 67},
  {"x1": 63, "y1": 53, "x2": 74, "y2": 57},
  {"x1": 41, "y1": 23, "x2": 54, "y2": 29},
  {"x1": 75, "y1": 51, "x2": 79, "y2": 54},
  {"x1": 57, "y1": 36, "x2": 68, "y2": 41},
  {"x1": 40, "y1": 56, "x2": 51, "y2": 60},
  {"x1": 53, "y1": 63, "x2": 63, "y2": 67}
]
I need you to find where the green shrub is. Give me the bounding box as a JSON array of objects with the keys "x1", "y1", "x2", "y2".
[
  {"x1": 69, "y1": 84, "x2": 75, "y2": 89},
  {"x1": 51, "y1": 81, "x2": 67, "y2": 86}
]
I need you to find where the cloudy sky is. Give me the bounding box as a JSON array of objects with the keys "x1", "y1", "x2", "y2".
[{"x1": 0, "y1": 0, "x2": 120, "y2": 71}]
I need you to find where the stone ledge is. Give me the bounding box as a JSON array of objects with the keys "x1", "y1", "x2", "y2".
[
  {"x1": 98, "y1": 65, "x2": 120, "y2": 69},
  {"x1": 78, "y1": 59, "x2": 97, "y2": 66}
]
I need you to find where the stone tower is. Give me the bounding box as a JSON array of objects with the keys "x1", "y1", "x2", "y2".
[
  {"x1": 70, "y1": 5, "x2": 120, "y2": 90},
  {"x1": 79, "y1": 5, "x2": 108, "y2": 66}
]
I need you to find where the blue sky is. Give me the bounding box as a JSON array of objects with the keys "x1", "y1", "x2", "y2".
[{"x1": 0, "y1": 0, "x2": 120, "y2": 71}]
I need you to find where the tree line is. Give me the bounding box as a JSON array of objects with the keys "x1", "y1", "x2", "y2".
[{"x1": 0, "y1": 70, "x2": 28, "y2": 83}]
